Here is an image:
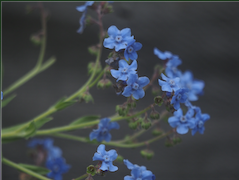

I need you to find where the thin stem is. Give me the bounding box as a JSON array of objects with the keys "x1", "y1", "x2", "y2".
[
  {"x1": 36, "y1": 105, "x2": 152, "y2": 136},
  {"x1": 74, "y1": 173, "x2": 88, "y2": 180},
  {"x1": 2, "y1": 157, "x2": 51, "y2": 180},
  {"x1": 89, "y1": 69, "x2": 104, "y2": 88}
]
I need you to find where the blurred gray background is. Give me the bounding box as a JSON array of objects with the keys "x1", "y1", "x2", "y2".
[{"x1": 2, "y1": 2, "x2": 239, "y2": 180}]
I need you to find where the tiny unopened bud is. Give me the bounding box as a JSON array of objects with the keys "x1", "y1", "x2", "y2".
[
  {"x1": 172, "y1": 137, "x2": 182, "y2": 144},
  {"x1": 165, "y1": 139, "x2": 173, "y2": 147},
  {"x1": 97, "y1": 79, "x2": 112, "y2": 89},
  {"x1": 88, "y1": 45, "x2": 100, "y2": 56},
  {"x1": 141, "y1": 120, "x2": 151, "y2": 130},
  {"x1": 154, "y1": 96, "x2": 163, "y2": 106},
  {"x1": 116, "y1": 155, "x2": 124, "y2": 163},
  {"x1": 140, "y1": 149, "x2": 154, "y2": 160},
  {"x1": 116, "y1": 105, "x2": 129, "y2": 116},
  {"x1": 128, "y1": 121, "x2": 138, "y2": 130},
  {"x1": 30, "y1": 35, "x2": 42, "y2": 46},
  {"x1": 151, "y1": 129, "x2": 163, "y2": 136},
  {"x1": 80, "y1": 92, "x2": 94, "y2": 103},
  {"x1": 150, "y1": 111, "x2": 160, "y2": 120},
  {"x1": 88, "y1": 62, "x2": 102, "y2": 75},
  {"x1": 87, "y1": 165, "x2": 96, "y2": 176}
]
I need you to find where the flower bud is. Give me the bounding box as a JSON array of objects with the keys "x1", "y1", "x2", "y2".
[
  {"x1": 128, "y1": 121, "x2": 138, "y2": 130},
  {"x1": 97, "y1": 79, "x2": 112, "y2": 89},
  {"x1": 154, "y1": 96, "x2": 163, "y2": 106},
  {"x1": 150, "y1": 111, "x2": 160, "y2": 120},
  {"x1": 141, "y1": 119, "x2": 151, "y2": 130},
  {"x1": 87, "y1": 165, "x2": 96, "y2": 176},
  {"x1": 151, "y1": 129, "x2": 163, "y2": 136},
  {"x1": 88, "y1": 45, "x2": 100, "y2": 56},
  {"x1": 88, "y1": 62, "x2": 102, "y2": 75},
  {"x1": 140, "y1": 149, "x2": 154, "y2": 160},
  {"x1": 165, "y1": 139, "x2": 173, "y2": 147},
  {"x1": 30, "y1": 34, "x2": 42, "y2": 46},
  {"x1": 116, "y1": 155, "x2": 124, "y2": 163},
  {"x1": 80, "y1": 92, "x2": 94, "y2": 103},
  {"x1": 116, "y1": 105, "x2": 129, "y2": 116},
  {"x1": 172, "y1": 137, "x2": 182, "y2": 144}
]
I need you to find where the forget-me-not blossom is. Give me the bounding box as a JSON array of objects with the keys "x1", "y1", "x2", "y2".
[
  {"x1": 46, "y1": 157, "x2": 71, "y2": 180},
  {"x1": 111, "y1": 60, "x2": 137, "y2": 82},
  {"x1": 122, "y1": 74, "x2": 150, "y2": 100},
  {"x1": 168, "y1": 108, "x2": 195, "y2": 134},
  {"x1": 124, "y1": 39, "x2": 142, "y2": 61},
  {"x1": 154, "y1": 47, "x2": 173, "y2": 60},
  {"x1": 171, "y1": 89, "x2": 189, "y2": 110},
  {"x1": 124, "y1": 159, "x2": 155, "y2": 180},
  {"x1": 158, "y1": 73, "x2": 181, "y2": 93},
  {"x1": 90, "y1": 118, "x2": 119, "y2": 142},
  {"x1": 93, "y1": 144, "x2": 118, "y2": 172},
  {"x1": 103, "y1": 25, "x2": 134, "y2": 52}
]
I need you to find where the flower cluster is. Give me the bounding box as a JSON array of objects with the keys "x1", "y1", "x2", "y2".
[
  {"x1": 104, "y1": 25, "x2": 149, "y2": 100},
  {"x1": 89, "y1": 118, "x2": 120, "y2": 142},
  {"x1": 28, "y1": 138, "x2": 70, "y2": 180},
  {"x1": 92, "y1": 144, "x2": 155, "y2": 180},
  {"x1": 154, "y1": 47, "x2": 210, "y2": 135}
]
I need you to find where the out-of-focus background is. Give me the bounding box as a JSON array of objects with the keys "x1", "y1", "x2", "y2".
[{"x1": 2, "y1": 2, "x2": 239, "y2": 180}]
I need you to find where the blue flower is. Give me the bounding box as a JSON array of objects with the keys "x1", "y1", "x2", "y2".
[
  {"x1": 171, "y1": 89, "x2": 189, "y2": 110},
  {"x1": 76, "y1": 1, "x2": 94, "y2": 12},
  {"x1": 158, "y1": 73, "x2": 181, "y2": 93},
  {"x1": 180, "y1": 71, "x2": 204, "y2": 101},
  {"x1": 124, "y1": 39, "x2": 142, "y2": 61},
  {"x1": 77, "y1": 10, "x2": 87, "y2": 34},
  {"x1": 103, "y1": 25, "x2": 134, "y2": 52},
  {"x1": 90, "y1": 118, "x2": 119, "y2": 142},
  {"x1": 154, "y1": 47, "x2": 173, "y2": 60},
  {"x1": 46, "y1": 157, "x2": 71, "y2": 180},
  {"x1": 28, "y1": 138, "x2": 62, "y2": 160},
  {"x1": 168, "y1": 108, "x2": 195, "y2": 134},
  {"x1": 191, "y1": 108, "x2": 210, "y2": 135},
  {"x1": 165, "y1": 56, "x2": 182, "y2": 78},
  {"x1": 124, "y1": 159, "x2": 155, "y2": 180},
  {"x1": 111, "y1": 60, "x2": 137, "y2": 81},
  {"x1": 92, "y1": 144, "x2": 118, "y2": 172},
  {"x1": 122, "y1": 74, "x2": 150, "y2": 100}
]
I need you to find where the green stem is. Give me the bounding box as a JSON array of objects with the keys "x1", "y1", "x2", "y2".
[
  {"x1": 48, "y1": 130, "x2": 172, "y2": 148},
  {"x1": 2, "y1": 157, "x2": 51, "y2": 180},
  {"x1": 74, "y1": 173, "x2": 88, "y2": 180},
  {"x1": 89, "y1": 69, "x2": 104, "y2": 88},
  {"x1": 36, "y1": 105, "x2": 152, "y2": 136}
]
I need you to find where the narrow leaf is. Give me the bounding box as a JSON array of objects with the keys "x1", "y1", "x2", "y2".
[
  {"x1": 18, "y1": 163, "x2": 50, "y2": 175},
  {"x1": 70, "y1": 115, "x2": 100, "y2": 126},
  {"x1": 34, "y1": 117, "x2": 53, "y2": 129},
  {"x1": 1, "y1": 94, "x2": 16, "y2": 107}
]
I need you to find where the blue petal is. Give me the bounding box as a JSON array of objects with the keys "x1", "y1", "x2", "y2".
[
  {"x1": 176, "y1": 125, "x2": 189, "y2": 134},
  {"x1": 100, "y1": 118, "x2": 110, "y2": 127},
  {"x1": 108, "y1": 25, "x2": 118, "y2": 37},
  {"x1": 168, "y1": 117, "x2": 179, "y2": 128},
  {"x1": 108, "y1": 162, "x2": 118, "y2": 172},
  {"x1": 121, "y1": 28, "x2": 131, "y2": 37},
  {"x1": 108, "y1": 149, "x2": 118, "y2": 161},
  {"x1": 115, "y1": 43, "x2": 127, "y2": 52},
  {"x1": 129, "y1": 60, "x2": 137, "y2": 71},
  {"x1": 142, "y1": 170, "x2": 153, "y2": 179},
  {"x1": 119, "y1": 60, "x2": 128, "y2": 68},
  {"x1": 174, "y1": 108, "x2": 183, "y2": 117},
  {"x1": 103, "y1": 132, "x2": 112, "y2": 142},
  {"x1": 131, "y1": 168, "x2": 140, "y2": 178},
  {"x1": 111, "y1": 69, "x2": 121, "y2": 79},
  {"x1": 97, "y1": 144, "x2": 106, "y2": 155},
  {"x1": 123, "y1": 159, "x2": 134, "y2": 170},
  {"x1": 161, "y1": 73, "x2": 168, "y2": 81},
  {"x1": 100, "y1": 162, "x2": 109, "y2": 171},
  {"x1": 132, "y1": 90, "x2": 140, "y2": 100},
  {"x1": 103, "y1": 37, "x2": 116, "y2": 49},
  {"x1": 76, "y1": 5, "x2": 87, "y2": 12},
  {"x1": 122, "y1": 86, "x2": 132, "y2": 97},
  {"x1": 191, "y1": 129, "x2": 197, "y2": 136},
  {"x1": 127, "y1": 74, "x2": 138, "y2": 85},
  {"x1": 133, "y1": 89, "x2": 145, "y2": 99},
  {"x1": 138, "y1": 77, "x2": 150, "y2": 88},
  {"x1": 130, "y1": 52, "x2": 138, "y2": 60},
  {"x1": 124, "y1": 50, "x2": 130, "y2": 61},
  {"x1": 161, "y1": 84, "x2": 172, "y2": 92},
  {"x1": 202, "y1": 114, "x2": 210, "y2": 121},
  {"x1": 133, "y1": 42, "x2": 142, "y2": 51},
  {"x1": 93, "y1": 152, "x2": 104, "y2": 161},
  {"x1": 124, "y1": 176, "x2": 135, "y2": 180},
  {"x1": 108, "y1": 122, "x2": 120, "y2": 130}
]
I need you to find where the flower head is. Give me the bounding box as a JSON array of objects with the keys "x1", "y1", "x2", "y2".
[
  {"x1": 171, "y1": 89, "x2": 189, "y2": 110},
  {"x1": 180, "y1": 71, "x2": 204, "y2": 101},
  {"x1": 124, "y1": 39, "x2": 142, "y2": 61},
  {"x1": 103, "y1": 25, "x2": 134, "y2": 52},
  {"x1": 46, "y1": 157, "x2": 71, "y2": 180},
  {"x1": 122, "y1": 74, "x2": 150, "y2": 100},
  {"x1": 165, "y1": 56, "x2": 182, "y2": 78},
  {"x1": 158, "y1": 73, "x2": 181, "y2": 93},
  {"x1": 191, "y1": 108, "x2": 210, "y2": 135},
  {"x1": 76, "y1": 1, "x2": 94, "y2": 12},
  {"x1": 154, "y1": 47, "x2": 173, "y2": 60},
  {"x1": 111, "y1": 60, "x2": 137, "y2": 82},
  {"x1": 93, "y1": 144, "x2": 118, "y2": 172},
  {"x1": 90, "y1": 118, "x2": 119, "y2": 142},
  {"x1": 124, "y1": 159, "x2": 155, "y2": 180},
  {"x1": 168, "y1": 108, "x2": 195, "y2": 134}
]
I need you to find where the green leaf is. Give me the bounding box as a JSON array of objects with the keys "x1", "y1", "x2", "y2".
[
  {"x1": 17, "y1": 121, "x2": 36, "y2": 139},
  {"x1": 1, "y1": 94, "x2": 16, "y2": 107},
  {"x1": 54, "y1": 97, "x2": 76, "y2": 111},
  {"x1": 70, "y1": 115, "x2": 100, "y2": 126},
  {"x1": 18, "y1": 163, "x2": 50, "y2": 175},
  {"x1": 2, "y1": 122, "x2": 27, "y2": 134},
  {"x1": 34, "y1": 117, "x2": 53, "y2": 129}
]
